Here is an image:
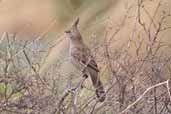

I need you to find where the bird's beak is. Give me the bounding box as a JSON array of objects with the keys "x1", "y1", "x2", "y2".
[{"x1": 65, "y1": 30, "x2": 71, "y2": 33}]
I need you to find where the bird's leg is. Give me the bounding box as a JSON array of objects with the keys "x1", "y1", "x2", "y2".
[
  {"x1": 80, "y1": 67, "x2": 89, "y2": 89},
  {"x1": 80, "y1": 62, "x2": 88, "y2": 72},
  {"x1": 80, "y1": 58, "x2": 92, "y2": 87},
  {"x1": 80, "y1": 62, "x2": 89, "y2": 78},
  {"x1": 81, "y1": 73, "x2": 88, "y2": 89},
  {"x1": 81, "y1": 65, "x2": 86, "y2": 73},
  {"x1": 82, "y1": 73, "x2": 88, "y2": 78},
  {"x1": 82, "y1": 68, "x2": 88, "y2": 78},
  {"x1": 80, "y1": 57, "x2": 92, "y2": 74},
  {"x1": 79, "y1": 72, "x2": 88, "y2": 89}
]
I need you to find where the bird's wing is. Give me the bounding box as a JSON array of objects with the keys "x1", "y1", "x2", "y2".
[
  {"x1": 81, "y1": 58, "x2": 99, "y2": 72},
  {"x1": 71, "y1": 47, "x2": 99, "y2": 72}
]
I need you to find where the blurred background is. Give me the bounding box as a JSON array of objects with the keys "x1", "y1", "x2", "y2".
[
  {"x1": 0, "y1": 0, "x2": 116, "y2": 37},
  {"x1": 0, "y1": 0, "x2": 170, "y2": 40},
  {"x1": 0, "y1": 0, "x2": 170, "y2": 41},
  {"x1": 0, "y1": 0, "x2": 171, "y2": 113}
]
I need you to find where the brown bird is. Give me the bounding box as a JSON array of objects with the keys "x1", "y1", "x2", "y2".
[{"x1": 65, "y1": 18, "x2": 105, "y2": 102}]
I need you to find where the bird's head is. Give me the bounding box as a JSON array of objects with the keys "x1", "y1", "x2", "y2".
[{"x1": 65, "y1": 18, "x2": 82, "y2": 41}]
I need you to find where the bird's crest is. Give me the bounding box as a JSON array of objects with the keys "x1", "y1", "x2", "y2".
[
  {"x1": 72, "y1": 17, "x2": 79, "y2": 28},
  {"x1": 65, "y1": 17, "x2": 79, "y2": 33}
]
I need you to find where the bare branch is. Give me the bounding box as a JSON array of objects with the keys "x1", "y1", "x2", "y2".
[{"x1": 119, "y1": 79, "x2": 170, "y2": 114}]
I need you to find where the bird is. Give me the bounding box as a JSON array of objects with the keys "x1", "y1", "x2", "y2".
[{"x1": 65, "y1": 18, "x2": 106, "y2": 102}]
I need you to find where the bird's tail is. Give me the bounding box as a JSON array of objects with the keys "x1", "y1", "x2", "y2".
[{"x1": 88, "y1": 68, "x2": 106, "y2": 102}]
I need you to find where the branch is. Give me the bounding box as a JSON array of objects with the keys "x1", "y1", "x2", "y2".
[
  {"x1": 52, "y1": 76, "x2": 87, "y2": 114},
  {"x1": 0, "y1": 32, "x2": 6, "y2": 45},
  {"x1": 118, "y1": 79, "x2": 170, "y2": 114},
  {"x1": 22, "y1": 42, "x2": 51, "y2": 89}
]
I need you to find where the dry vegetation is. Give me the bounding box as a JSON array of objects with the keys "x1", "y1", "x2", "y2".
[{"x1": 0, "y1": 0, "x2": 171, "y2": 114}]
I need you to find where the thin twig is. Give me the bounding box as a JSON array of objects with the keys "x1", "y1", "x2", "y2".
[
  {"x1": 12, "y1": 19, "x2": 57, "y2": 58},
  {"x1": 119, "y1": 79, "x2": 170, "y2": 114},
  {"x1": 89, "y1": 101, "x2": 99, "y2": 114},
  {"x1": 0, "y1": 32, "x2": 6, "y2": 44},
  {"x1": 53, "y1": 76, "x2": 87, "y2": 114},
  {"x1": 166, "y1": 79, "x2": 171, "y2": 102}
]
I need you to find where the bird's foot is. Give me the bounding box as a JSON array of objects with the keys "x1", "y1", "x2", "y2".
[
  {"x1": 96, "y1": 89, "x2": 106, "y2": 102},
  {"x1": 82, "y1": 74, "x2": 88, "y2": 78}
]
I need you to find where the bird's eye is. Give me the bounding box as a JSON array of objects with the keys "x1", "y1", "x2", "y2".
[{"x1": 65, "y1": 30, "x2": 71, "y2": 33}]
